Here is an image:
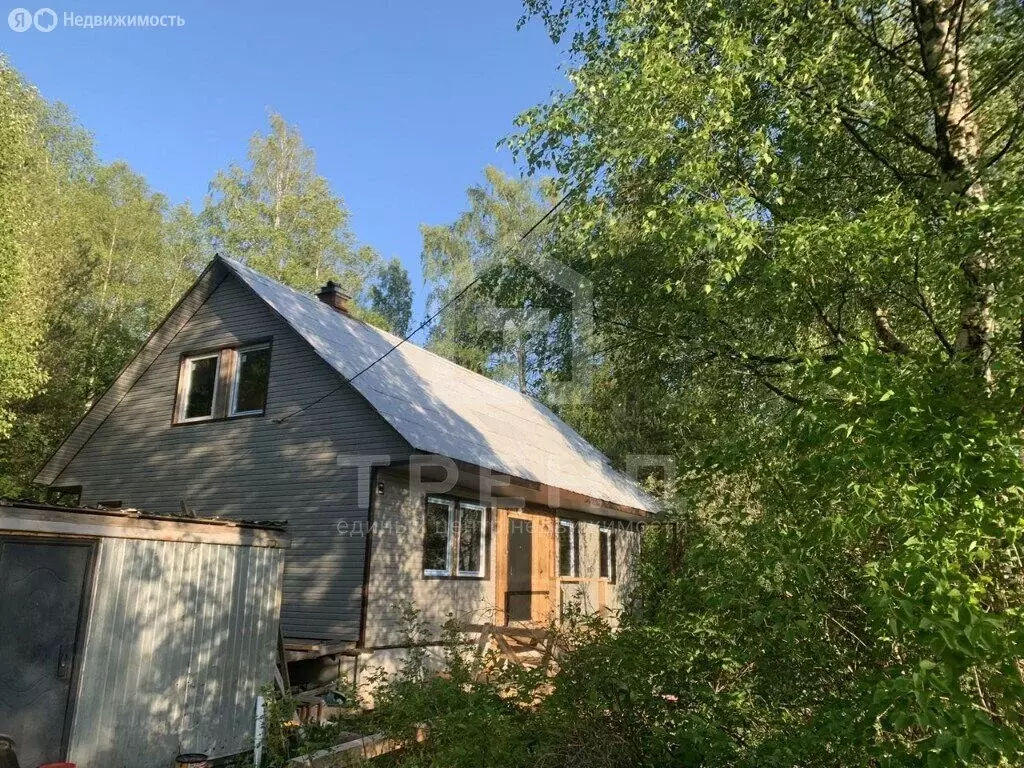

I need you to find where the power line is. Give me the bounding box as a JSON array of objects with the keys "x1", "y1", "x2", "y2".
[{"x1": 275, "y1": 187, "x2": 575, "y2": 425}]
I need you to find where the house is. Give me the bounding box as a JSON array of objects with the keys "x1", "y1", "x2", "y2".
[{"x1": 34, "y1": 255, "x2": 656, "y2": 682}]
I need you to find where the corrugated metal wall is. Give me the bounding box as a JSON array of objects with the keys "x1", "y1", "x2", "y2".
[{"x1": 68, "y1": 537, "x2": 284, "y2": 767}]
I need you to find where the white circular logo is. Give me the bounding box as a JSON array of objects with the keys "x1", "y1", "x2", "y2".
[
  {"x1": 33, "y1": 7, "x2": 57, "y2": 31},
  {"x1": 8, "y1": 7, "x2": 33, "y2": 31}
]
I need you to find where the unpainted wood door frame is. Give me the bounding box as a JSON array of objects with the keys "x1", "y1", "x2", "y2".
[{"x1": 494, "y1": 507, "x2": 556, "y2": 626}]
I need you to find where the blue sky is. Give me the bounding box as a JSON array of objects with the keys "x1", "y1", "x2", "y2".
[{"x1": 2, "y1": 0, "x2": 568, "y2": 325}]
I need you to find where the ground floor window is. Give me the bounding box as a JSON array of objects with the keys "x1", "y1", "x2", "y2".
[
  {"x1": 456, "y1": 503, "x2": 486, "y2": 577},
  {"x1": 599, "y1": 525, "x2": 616, "y2": 582},
  {"x1": 423, "y1": 496, "x2": 488, "y2": 578},
  {"x1": 558, "y1": 518, "x2": 579, "y2": 577},
  {"x1": 422, "y1": 497, "x2": 454, "y2": 576}
]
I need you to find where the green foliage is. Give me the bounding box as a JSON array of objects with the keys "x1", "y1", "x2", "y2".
[
  {"x1": 259, "y1": 685, "x2": 299, "y2": 768},
  {"x1": 0, "y1": 71, "x2": 402, "y2": 495},
  {"x1": 0, "y1": 61, "x2": 50, "y2": 441},
  {"x1": 203, "y1": 112, "x2": 377, "y2": 294},
  {"x1": 241, "y1": 685, "x2": 363, "y2": 768},
  {"x1": 506, "y1": 0, "x2": 1024, "y2": 763},
  {"x1": 420, "y1": 166, "x2": 572, "y2": 396},
  {"x1": 368, "y1": 256, "x2": 414, "y2": 336},
  {"x1": 372, "y1": 603, "x2": 771, "y2": 768},
  {"x1": 371, "y1": 609, "x2": 612, "y2": 768},
  {"x1": 0, "y1": 60, "x2": 195, "y2": 496}
]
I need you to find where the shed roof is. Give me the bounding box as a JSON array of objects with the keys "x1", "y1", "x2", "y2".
[
  {"x1": 0, "y1": 499, "x2": 288, "y2": 547},
  {"x1": 220, "y1": 256, "x2": 657, "y2": 514}
]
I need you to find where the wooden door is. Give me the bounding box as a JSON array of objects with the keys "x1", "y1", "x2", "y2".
[
  {"x1": 495, "y1": 510, "x2": 555, "y2": 625},
  {"x1": 0, "y1": 537, "x2": 92, "y2": 767}
]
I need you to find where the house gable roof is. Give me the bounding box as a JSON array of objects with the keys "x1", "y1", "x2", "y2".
[
  {"x1": 37, "y1": 255, "x2": 657, "y2": 515},
  {"x1": 219, "y1": 256, "x2": 656, "y2": 514}
]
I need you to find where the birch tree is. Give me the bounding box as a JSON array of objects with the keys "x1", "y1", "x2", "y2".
[
  {"x1": 0, "y1": 63, "x2": 50, "y2": 439},
  {"x1": 203, "y1": 112, "x2": 376, "y2": 293},
  {"x1": 0, "y1": 61, "x2": 196, "y2": 495},
  {"x1": 421, "y1": 166, "x2": 571, "y2": 395}
]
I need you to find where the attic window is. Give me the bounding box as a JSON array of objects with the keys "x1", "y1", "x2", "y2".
[
  {"x1": 179, "y1": 353, "x2": 220, "y2": 422},
  {"x1": 175, "y1": 341, "x2": 271, "y2": 424},
  {"x1": 230, "y1": 344, "x2": 271, "y2": 416}
]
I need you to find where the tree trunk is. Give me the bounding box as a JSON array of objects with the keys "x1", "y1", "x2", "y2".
[
  {"x1": 867, "y1": 299, "x2": 911, "y2": 355},
  {"x1": 913, "y1": 0, "x2": 993, "y2": 379},
  {"x1": 517, "y1": 338, "x2": 528, "y2": 394},
  {"x1": 85, "y1": 219, "x2": 118, "y2": 407}
]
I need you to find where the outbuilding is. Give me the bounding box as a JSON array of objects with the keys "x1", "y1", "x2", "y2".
[{"x1": 0, "y1": 500, "x2": 286, "y2": 768}]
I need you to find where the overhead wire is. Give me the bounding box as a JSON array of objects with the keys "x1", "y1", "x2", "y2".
[{"x1": 274, "y1": 186, "x2": 576, "y2": 425}]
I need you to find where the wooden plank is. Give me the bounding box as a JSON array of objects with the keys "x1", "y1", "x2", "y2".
[
  {"x1": 533, "y1": 513, "x2": 555, "y2": 624},
  {"x1": 493, "y1": 509, "x2": 510, "y2": 625},
  {"x1": 493, "y1": 633, "x2": 519, "y2": 663},
  {"x1": 0, "y1": 506, "x2": 286, "y2": 548},
  {"x1": 216, "y1": 347, "x2": 236, "y2": 419},
  {"x1": 544, "y1": 508, "x2": 560, "y2": 621},
  {"x1": 538, "y1": 634, "x2": 556, "y2": 673},
  {"x1": 173, "y1": 355, "x2": 190, "y2": 423},
  {"x1": 474, "y1": 624, "x2": 493, "y2": 659},
  {"x1": 286, "y1": 728, "x2": 427, "y2": 767},
  {"x1": 463, "y1": 624, "x2": 550, "y2": 641},
  {"x1": 277, "y1": 627, "x2": 291, "y2": 692},
  {"x1": 284, "y1": 640, "x2": 325, "y2": 651},
  {"x1": 284, "y1": 641, "x2": 359, "y2": 662},
  {"x1": 429, "y1": 458, "x2": 650, "y2": 519}
]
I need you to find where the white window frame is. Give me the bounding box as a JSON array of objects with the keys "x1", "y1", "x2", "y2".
[
  {"x1": 423, "y1": 497, "x2": 455, "y2": 577},
  {"x1": 229, "y1": 343, "x2": 271, "y2": 417},
  {"x1": 558, "y1": 518, "x2": 578, "y2": 578},
  {"x1": 455, "y1": 502, "x2": 487, "y2": 578},
  {"x1": 177, "y1": 352, "x2": 221, "y2": 423},
  {"x1": 599, "y1": 525, "x2": 616, "y2": 582}
]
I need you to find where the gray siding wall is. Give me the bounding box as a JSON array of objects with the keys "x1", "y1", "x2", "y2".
[
  {"x1": 55, "y1": 274, "x2": 412, "y2": 640},
  {"x1": 36, "y1": 265, "x2": 224, "y2": 486},
  {"x1": 363, "y1": 472, "x2": 498, "y2": 648},
  {"x1": 69, "y1": 536, "x2": 284, "y2": 767}
]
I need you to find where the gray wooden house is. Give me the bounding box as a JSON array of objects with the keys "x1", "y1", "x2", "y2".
[{"x1": 34, "y1": 255, "x2": 655, "y2": 680}]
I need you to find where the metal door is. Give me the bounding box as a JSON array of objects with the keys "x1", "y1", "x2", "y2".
[{"x1": 0, "y1": 538, "x2": 92, "y2": 767}]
